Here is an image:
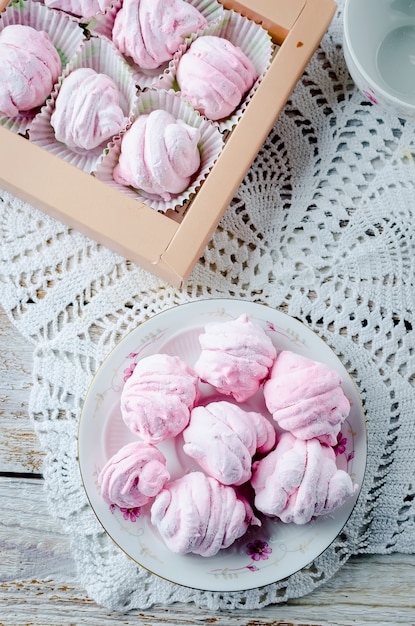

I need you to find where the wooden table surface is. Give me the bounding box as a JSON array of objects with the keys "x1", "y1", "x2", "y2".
[{"x1": 1, "y1": 304, "x2": 415, "y2": 626}]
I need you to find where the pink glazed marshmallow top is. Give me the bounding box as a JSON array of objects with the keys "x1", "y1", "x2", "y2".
[
  {"x1": 150, "y1": 471, "x2": 260, "y2": 556},
  {"x1": 0, "y1": 25, "x2": 62, "y2": 117},
  {"x1": 112, "y1": 0, "x2": 207, "y2": 70},
  {"x1": 51, "y1": 68, "x2": 127, "y2": 152},
  {"x1": 120, "y1": 353, "x2": 200, "y2": 444},
  {"x1": 263, "y1": 350, "x2": 350, "y2": 446},
  {"x1": 113, "y1": 109, "x2": 201, "y2": 201},
  {"x1": 176, "y1": 35, "x2": 257, "y2": 121},
  {"x1": 44, "y1": 0, "x2": 112, "y2": 20},
  {"x1": 183, "y1": 400, "x2": 276, "y2": 485},
  {"x1": 98, "y1": 441, "x2": 170, "y2": 509},
  {"x1": 251, "y1": 432, "x2": 358, "y2": 524},
  {"x1": 194, "y1": 314, "x2": 277, "y2": 402}
]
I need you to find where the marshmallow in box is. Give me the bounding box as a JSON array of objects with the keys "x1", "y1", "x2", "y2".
[{"x1": 0, "y1": 0, "x2": 336, "y2": 287}]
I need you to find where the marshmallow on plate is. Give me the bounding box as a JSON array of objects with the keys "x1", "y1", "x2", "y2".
[
  {"x1": 194, "y1": 314, "x2": 276, "y2": 402},
  {"x1": 251, "y1": 432, "x2": 358, "y2": 524},
  {"x1": 263, "y1": 350, "x2": 350, "y2": 445},
  {"x1": 151, "y1": 471, "x2": 260, "y2": 556},
  {"x1": 183, "y1": 400, "x2": 276, "y2": 485},
  {"x1": 98, "y1": 441, "x2": 170, "y2": 508},
  {"x1": 121, "y1": 353, "x2": 200, "y2": 443}
]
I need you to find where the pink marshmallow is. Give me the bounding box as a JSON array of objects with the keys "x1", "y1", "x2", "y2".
[
  {"x1": 120, "y1": 353, "x2": 200, "y2": 444},
  {"x1": 112, "y1": 0, "x2": 207, "y2": 70},
  {"x1": 113, "y1": 110, "x2": 201, "y2": 201},
  {"x1": 194, "y1": 314, "x2": 277, "y2": 402},
  {"x1": 98, "y1": 441, "x2": 170, "y2": 509},
  {"x1": 51, "y1": 68, "x2": 127, "y2": 151},
  {"x1": 251, "y1": 432, "x2": 358, "y2": 524},
  {"x1": 150, "y1": 471, "x2": 260, "y2": 556},
  {"x1": 263, "y1": 350, "x2": 350, "y2": 445},
  {"x1": 183, "y1": 400, "x2": 276, "y2": 485},
  {"x1": 176, "y1": 35, "x2": 257, "y2": 121},
  {"x1": 0, "y1": 25, "x2": 61, "y2": 117}
]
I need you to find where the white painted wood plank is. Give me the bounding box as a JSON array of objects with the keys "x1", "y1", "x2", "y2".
[
  {"x1": 0, "y1": 477, "x2": 75, "y2": 582},
  {"x1": 1, "y1": 568, "x2": 415, "y2": 626},
  {"x1": 0, "y1": 306, "x2": 43, "y2": 474}
]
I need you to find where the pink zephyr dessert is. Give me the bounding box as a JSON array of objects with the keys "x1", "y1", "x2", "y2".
[
  {"x1": 0, "y1": 25, "x2": 62, "y2": 117},
  {"x1": 183, "y1": 400, "x2": 276, "y2": 486},
  {"x1": 113, "y1": 109, "x2": 201, "y2": 201},
  {"x1": 176, "y1": 35, "x2": 257, "y2": 121},
  {"x1": 51, "y1": 68, "x2": 127, "y2": 152},
  {"x1": 263, "y1": 350, "x2": 350, "y2": 445},
  {"x1": 193, "y1": 314, "x2": 277, "y2": 402},
  {"x1": 112, "y1": 0, "x2": 207, "y2": 70},
  {"x1": 120, "y1": 353, "x2": 200, "y2": 444},
  {"x1": 150, "y1": 471, "x2": 260, "y2": 556},
  {"x1": 44, "y1": 0, "x2": 111, "y2": 21},
  {"x1": 98, "y1": 441, "x2": 170, "y2": 509},
  {"x1": 251, "y1": 432, "x2": 358, "y2": 524}
]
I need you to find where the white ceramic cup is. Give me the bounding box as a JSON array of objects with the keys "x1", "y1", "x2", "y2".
[{"x1": 343, "y1": 0, "x2": 415, "y2": 117}]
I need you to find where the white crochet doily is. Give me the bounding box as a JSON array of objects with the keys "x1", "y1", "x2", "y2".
[{"x1": 1, "y1": 0, "x2": 415, "y2": 611}]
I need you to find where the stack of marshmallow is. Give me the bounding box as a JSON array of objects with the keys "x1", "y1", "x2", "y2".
[{"x1": 98, "y1": 314, "x2": 358, "y2": 557}]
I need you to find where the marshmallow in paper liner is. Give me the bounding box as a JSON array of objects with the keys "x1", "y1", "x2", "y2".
[
  {"x1": 0, "y1": 0, "x2": 85, "y2": 135},
  {"x1": 88, "y1": 0, "x2": 224, "y2": 89},
  {"x1": 0, "y1": 25, "x2": 62, "y2": 118},
  {"x1": 112, "y1": 0, "x2": 207, "y2": 69},
  {"x1": 29, "y1": 37, "x2": 138, "y2": 174},
  {"x1": 94, "y1": 88, "x2": 225, "y2": 213},
  {"x1": 162, "y1": 9, "x2": 273, "y2": 132}
]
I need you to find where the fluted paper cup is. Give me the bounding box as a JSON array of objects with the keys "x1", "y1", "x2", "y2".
[
  {"x1": 44, "y1": 0, "x2": 117, "y2": 23},
  {"x1": 163, "y1": 9, "x2": 273, "y2": 132},
  {"x1": 29, "y1": 36, "x2": 138, "y2": 174},
  {"x1": 85, "y1": 0, "x2": 122, "y2": 39},
  {"x1": 94, "y1": 88, "x2": 225, "y2": 213},
  {"x1": 0, "y1": 0, "x2": 85, "y2": 135}
]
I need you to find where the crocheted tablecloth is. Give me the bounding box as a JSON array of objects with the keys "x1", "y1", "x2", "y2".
[{"x1": 1, "y1": 0, "x2": 414, "y2": 612}]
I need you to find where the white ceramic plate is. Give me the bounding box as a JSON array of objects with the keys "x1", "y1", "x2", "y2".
[{"x1": 78, "y1": 299, "x2": 366, "y2": 592}]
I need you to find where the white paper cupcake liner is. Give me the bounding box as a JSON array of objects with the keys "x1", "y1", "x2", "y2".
[
  {"x1": 94, "y1": 89, "x2": 225, "y2": 213},
  {"x1": 43, "y1": 0, "x2": 117, "y2": 23},
  {"x1": 85, "y1": 0, "x2": 122, "y2": 39},
  {"x1": 29, "y1": 36, "x2": 139, "y2": 174},
  {"x1": 163, "y1": 9, "x2": 273, "y2": 132},
  {"x1": 0, "y1": 0, "x2": 85, "y2": 135},
  {"x1": 91, "y1": 0, "x2": 225, "y2": 89}
]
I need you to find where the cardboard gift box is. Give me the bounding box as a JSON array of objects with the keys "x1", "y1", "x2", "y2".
[{"x1": 0, "y1": 0, "x2": 336, "y2": 287}]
